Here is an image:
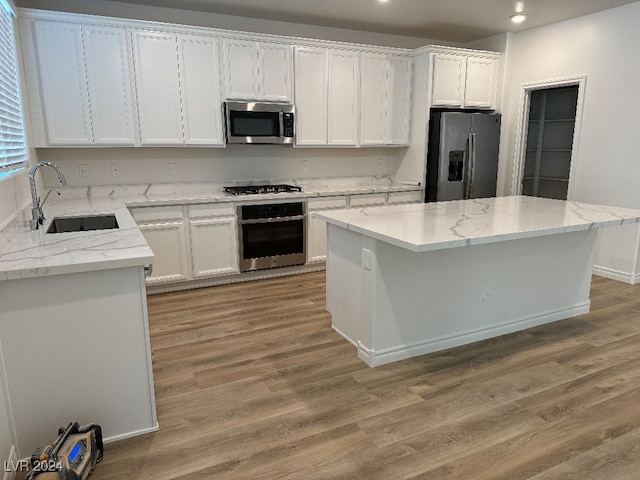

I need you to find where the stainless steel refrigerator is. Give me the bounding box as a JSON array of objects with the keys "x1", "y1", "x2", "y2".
[{"x1": 425, "y1": 110, "x2": 501, "y2": 202}]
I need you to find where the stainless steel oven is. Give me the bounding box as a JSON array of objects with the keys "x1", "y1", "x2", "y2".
[{"x1": 237, "y1": 202, "x2": 306, "y2": 272}]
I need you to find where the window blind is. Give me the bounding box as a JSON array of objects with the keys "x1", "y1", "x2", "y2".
[{"x1": 0, "y1": 0, "x2": 28, "y2": 176}]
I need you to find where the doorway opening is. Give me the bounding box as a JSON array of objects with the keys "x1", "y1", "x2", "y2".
[{"x1": 513, "y1": 76, "x2": 585, "y2": 200}]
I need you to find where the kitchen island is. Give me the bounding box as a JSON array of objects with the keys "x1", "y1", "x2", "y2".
[{"x1": 314, "y1": 196, "x2": 640, "y2": 367}]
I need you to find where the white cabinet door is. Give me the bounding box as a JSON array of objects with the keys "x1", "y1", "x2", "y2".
[
  {"x1": 223, "y1": 39, "x2": 259, "y2": 99},
  {"x1": 179, "y1": 35, "x2": 224, "y2": 145},
  {"x1": 295, "y1": 47, "x2": 328, "y2": 145},
  {"x1": 465, "y1": 56, "x2": 498, "y2": 109},
  {"x1": 83, "y1": 25, "x2": 136, "y2": 145},
  {"x1": 431, "y1": 53, "x2": 466, "y2": 107},
  {"x1": 386, "y1": 55, "x2": 412, "y2": 145},
  {"x1": 139, "y1": 221, "x2": 190, "y2": 285},
  {"x1": 131, "y1": 30, "x2": 183, "y2": 145},
  {"x1": 360, "y1": 53, "x2": 387, "y2": 146},
  {"x1": 33, "y1": 21, "x2": 92, "y2": 145},
  {"x1": 259, "y1": 42, "x2": 292, "y2": 102},
  {"x1": 190, "y1": 218, "x2": 239, "y2": 278},
  {"x1": 327, "y1": 49, "x2": 359, "y2": 146}
]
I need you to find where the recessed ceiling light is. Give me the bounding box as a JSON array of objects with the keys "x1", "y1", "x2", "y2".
[{"x1": 510, "y1": 13, "x2": 527, "y2": 23}]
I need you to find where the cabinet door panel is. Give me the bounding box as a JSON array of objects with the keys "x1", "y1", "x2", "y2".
[
  {"x1": 190, "y1": 218, "x2": 239, "y2": 278},
  {"x1": 224, "y1": 39, "x2": 258, "y2": 99},
  {"x1": 83, "y1": 26, "x2": 136, "y2": 145},
  {"x1": 327, "y1": 50, "x2": 359, "y2": 146},
  {"x1": 295, "y1": 47, "x2": 327, "y2": 145},
  {"x1": 34, "y1": 21, "x2": 92, "y2": 145},
  {"x1": 260, "y1": 43, "x2": 291, "y2": 102},
  {"x1": 179, "y1": 35, "x2": 224, "y2": 145},
  {"x1": 431, "y1": 54, "x2": 465, "y2": 107},
  {"x1": 360, "y1": 53, "x2": 386, "y2": 146},
  {"x1": 465, "y1": 57, "x2": 498, "y2": 108},
  {"x1": 387, "y1": 55, "x2": 412, "y2": 145},
  {"x1": 308, "y1": 215, "x2": 328, "y2": 263},
  {"x1": 131, "y1": 31, "x2": 183, "y2": 145},
  {"x1": 139, "y1": 222, "x2": 189, "y2": 284}
]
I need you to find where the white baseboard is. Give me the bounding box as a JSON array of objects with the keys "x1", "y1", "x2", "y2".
[
  {"x1": 2, "y1": 445, "x2": 18, "y2": 480},
  {"x1": 103, "y1": 423, "x2": 159, "y2": 444},
  {"x1": 358, "y1": 301, "x2": 591, "y2": 367},
  {"x1": 592, "y1": 265, "x2": 636, "y2": 284}
]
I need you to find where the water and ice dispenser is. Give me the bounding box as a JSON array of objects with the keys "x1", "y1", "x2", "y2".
[{"x1": 448, "y1": 150, "x2": 465, "y2": 182}]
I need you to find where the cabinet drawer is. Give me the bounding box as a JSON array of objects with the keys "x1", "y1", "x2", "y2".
[
  {"x1": 188, "y1": 202, "x2": 235, "y2": 219},
  {"x1": 387, "y1": 191, "x2": 423, "y2": 204},
  {"x1": 307, "y1": 196, "x2": 347, "y2": 210},
  {"x1": 349, "y1": 193, "x2": 386, "y2": 207},
  {"x1": 130, "y1": 205, "x2": 184, "y2": 223}
]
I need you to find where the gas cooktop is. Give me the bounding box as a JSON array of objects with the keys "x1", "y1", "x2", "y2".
[{"x1": 224, "y1": 184, "x2": 302, "y2": 195}]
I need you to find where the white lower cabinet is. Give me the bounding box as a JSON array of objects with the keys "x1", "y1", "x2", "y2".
[
  {"x1": 131, "y1": 203, "x2": 239, "y2": 286},
  {"x1": 189, "y1": 203, "x2": 239, "y2": 278},
  {"x1": 138, "y1": 221, "x2": 190, "y2": 285},
  {"x1": 131, "y1": 205, "x2": 190, "y2": 285},
  {"x1": 387, "y1": 190, "x2": 423, "y2": 204}
]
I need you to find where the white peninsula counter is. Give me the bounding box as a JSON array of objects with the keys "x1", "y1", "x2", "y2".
[{"x1": 314, "y1": 196, "x2": 640, "y2": 367}]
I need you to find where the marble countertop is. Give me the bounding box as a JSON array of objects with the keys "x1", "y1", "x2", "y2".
[
  {"x1": 0, "y1": 197, "x2": 154, "y2": 281},
  {"x1": 70, "y1": 180, "x2": 422, "y2": 207},
  {"x1": 314, "y1": 196, "x2": 640, "y2": 252},
  {"x1": 0, "y1": 177, "x2": 423, "y2": 281}
]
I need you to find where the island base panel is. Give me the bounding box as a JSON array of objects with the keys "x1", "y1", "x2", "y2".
[
  {"x1": 0, "y1": 267, "x2": 158, "y2": 456},
  {"x1": 326, "y1": 225, "x2": 597, "y2": 367}
]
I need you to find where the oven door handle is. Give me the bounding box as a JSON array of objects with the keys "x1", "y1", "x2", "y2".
[{"x1": 240, "y1": 215, "x2": 306, "y2": 225}]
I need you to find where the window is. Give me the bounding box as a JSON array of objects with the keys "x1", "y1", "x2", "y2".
[{"x1": 0, "y1": 0, "x2": 28, "y2": 178}]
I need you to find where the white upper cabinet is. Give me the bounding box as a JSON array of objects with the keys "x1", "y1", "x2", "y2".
[
  {"x1": 360, "y1": 53, "x2": 412, "y2": 146},
  {"x1": 327, "y1": 49, "x2": 359, "y2": 146},
  {"x1": 31, "y1": 20, "x2": 136, "y2": 146},
  {"x1": 295, "y1": 46, "x2": 359, "y2": 146},
  {"x1": 295, "y1": 46, "x2": 328, "y2": 145},
  {"x1": 83, "y1": 25, "x2": 136, "y2": 145},
  {"x1": 360, "y1": 53, "x2": 386, "y2": 146},
  {"x1": 131, "y1": 30, "x2": 225, "y2": 146},
  {"x1": 431, "y1": 50, "x2": 500, "y2": 110},
  {"x1": 223, "y1": 39, "x2": 292, "y2": 102},
  {"x1": 464, "y1": 56, "x2": 499, "y2": 108},
  {"x1": 130, "y1": 30, "x2": 184, "y2": 145},
  {"x1": 179, "y1": 35, "x2": 224, "y2": 145},
  {"x1": 32, "y1": 21, "x2": 93, "y2": 145}
]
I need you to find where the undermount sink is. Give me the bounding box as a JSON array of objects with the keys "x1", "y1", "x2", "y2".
[{"x1": 46, "y1": 214, "x2": 119, "y2": 234}]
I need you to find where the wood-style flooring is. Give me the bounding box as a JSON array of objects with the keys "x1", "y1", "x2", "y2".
[{"x1": 89, "y1": 272, "x2": 640, "y2": 479}]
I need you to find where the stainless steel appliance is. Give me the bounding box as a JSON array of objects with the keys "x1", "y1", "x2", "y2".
[
  {"x1": 224, "y1": 101, "x2": 295, "y2": 145},
  {"x1": 236, "y1": 201, "x2": 306, "y2": 272},
  {"x1": 426, "y1": 110, "x2": 501, "y2": 202}
]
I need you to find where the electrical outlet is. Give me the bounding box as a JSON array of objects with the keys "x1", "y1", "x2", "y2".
[
  {"x1": 362, "y1": 248, "x2": 372, "y2": 270},
  {"x1": 377, "y1": 158, "x2": 385, "y2": 170},
  {"x1": 302, "y1": 160, "x2": 309, "y2": 172},
  {"x1": 78, "y1": 164, "x2": 89, "y2": 177},
  {"x1": 111, "y1": 164, "x2": 120, "y2": 177},
  {"x1": 167, "y1": 163, "x2": 177, "y2": 176},
  {"x1": 482, "y1": 285, "x2": 493, "y2": 303}
]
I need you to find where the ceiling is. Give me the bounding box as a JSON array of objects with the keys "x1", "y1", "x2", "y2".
[{"x1": 89, "y1": 0, "x2": 639, "y2": 43}]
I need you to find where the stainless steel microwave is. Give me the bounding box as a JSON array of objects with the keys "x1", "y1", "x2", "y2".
[{"x1": 224, "y1": 102, "x2": 295, "y2": 145}]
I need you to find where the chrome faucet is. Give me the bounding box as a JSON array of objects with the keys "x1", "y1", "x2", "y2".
[{"x1": 29, "y1": 161, "x2": 67, "y2": 230}]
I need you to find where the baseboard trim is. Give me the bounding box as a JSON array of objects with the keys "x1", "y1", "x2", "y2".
[
  {"x1": 592, "y1": 265, "x2": 636, "y2": 284},
  {"x1": 359, "y1": 301, "x2": 591, "y2": 367},
  {"x1": 103, "y1": 423, "x2": 159, "y2": 444}
]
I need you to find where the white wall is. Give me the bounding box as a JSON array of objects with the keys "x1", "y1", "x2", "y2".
[
  {"x1": 35, "y1": 147, "x2": 401, "y2": 187},
  {"x1": 500, "y1": 2, "x2": 640, "y2": 282},
  {"x1": 16, "y1": 0, "x2": 445, "y2": 49}
]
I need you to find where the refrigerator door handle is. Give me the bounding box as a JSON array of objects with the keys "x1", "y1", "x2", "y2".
[{"x1": 466, "y1": 132, "x2": 477, "y2": 198}]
